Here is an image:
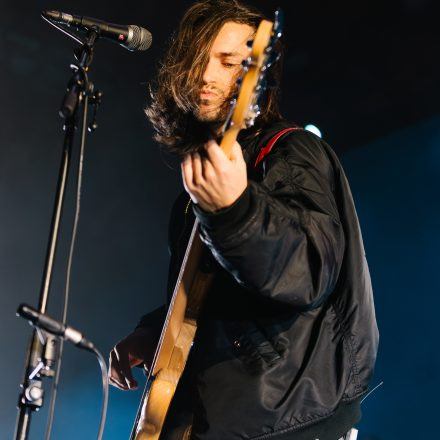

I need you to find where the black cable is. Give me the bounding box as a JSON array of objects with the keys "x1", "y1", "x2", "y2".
[
  {"x1": 44, "y1": 95, "x2": 89, "y2": 440},
  {"x1": 41, "y1": 14, "x2": 84, "y2": 45},
  {"x1": 360, "y1": 380, "x2": 384, "y2": 404},
  {"x1": 91, "y1": 346, "x2": 109, "y2": 440}
]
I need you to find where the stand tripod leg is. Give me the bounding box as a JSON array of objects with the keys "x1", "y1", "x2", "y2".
[{"x1": 14, "y1": 407, "x2": 31, "y2": 440}]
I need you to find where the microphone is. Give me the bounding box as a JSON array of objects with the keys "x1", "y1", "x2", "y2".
[
  {"x1": 42, "y1": 10, "x2": 152, "y2": 52},
  {"x1": 17, "y1": 303, "x2": 95, "y2": 351}
]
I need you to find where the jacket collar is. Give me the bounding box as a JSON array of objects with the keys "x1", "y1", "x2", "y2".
[{"x1": 238, "y1": 119, "x2": 300, "y2": 165}]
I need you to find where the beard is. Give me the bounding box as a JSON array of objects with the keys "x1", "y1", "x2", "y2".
[
  {"x1": 194, "y1": 84, "x2": 237, "y2": 128},
  {"x1": 193, "y1": 101, "x2": 228, "y2": 137},
  {"x1": 174, "y1": 84, "x2": 238, "y2": 157},
  {"x1": 195, "y1": 100, "x2": 226, "y2": 124},
  {"x1": 195, "y1": 102, "x2": 222, "y2": 123}
]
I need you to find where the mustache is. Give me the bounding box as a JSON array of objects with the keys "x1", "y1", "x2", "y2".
[{"x1": 200, "y1": 85, "x2": 223, "y2": 96}]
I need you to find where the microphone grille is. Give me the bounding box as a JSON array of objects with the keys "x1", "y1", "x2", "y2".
[{"x1": 128, "y1": 25, "x2": 152, "y2": 51}]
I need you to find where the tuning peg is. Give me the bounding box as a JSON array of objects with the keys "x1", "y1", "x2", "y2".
[
  {"x1": 245, "y1": 104, "x2": 261, "y2": 128},
  {"x1": 242, "y1": 56, "x2": 256, "y2": 70},
  {"x1": 273, "y1": 8, "x2": 284, "y2": 40},
  {"x1": 255, "y1": 82, "x2": 266, "y2": 93},
  {"x1": 255, "y1": 77, "x2": 267, "y2": 97},
  {"x1": 246, "y1": 103, "x2": 260, "y2": 126},
  {"x1": 220, "y1": 98, "x2": 238, "y2": 134}
]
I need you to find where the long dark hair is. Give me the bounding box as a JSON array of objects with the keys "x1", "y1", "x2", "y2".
[{"x1": 145, "y1": 0, "x2": 284, "y2": 157}]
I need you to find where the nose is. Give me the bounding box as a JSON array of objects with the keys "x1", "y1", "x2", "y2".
[{"x1": 202, "y1": 57, "x2": 218, "y2": 84}]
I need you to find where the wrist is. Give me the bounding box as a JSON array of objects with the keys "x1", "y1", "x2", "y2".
[{"x1": 194, "y1": 184, "x2": 251, "y2": 230}]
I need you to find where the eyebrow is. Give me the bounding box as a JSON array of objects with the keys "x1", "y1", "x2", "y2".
[{"x1": 217, "y1": 51, "x2": 242, "y2": 58}]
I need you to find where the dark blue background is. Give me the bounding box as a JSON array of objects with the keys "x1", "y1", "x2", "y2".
[{"x1": 341, "y1": 115, "x2": 440, "y2": 439}]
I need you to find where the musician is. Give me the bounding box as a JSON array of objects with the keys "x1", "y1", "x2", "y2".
[{"x1": 109, "y1": 1, "x2": 379, "y2": 439}]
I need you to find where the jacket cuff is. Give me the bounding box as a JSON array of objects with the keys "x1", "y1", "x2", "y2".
[
  {"x1": 135, "y1": 304, "x2": 167, "y2": 331},
  {"x1": 193, "y1": 185, "x2": 251, "y2": 231}
]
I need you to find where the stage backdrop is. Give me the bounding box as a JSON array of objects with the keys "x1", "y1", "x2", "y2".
[{"x1": 340, "y1": 115, "x2": 440, "y2": 439}]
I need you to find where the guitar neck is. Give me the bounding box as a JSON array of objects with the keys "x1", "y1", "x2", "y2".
[{"x1": 220, "y1": 124, "x2": 241, "y2": 158}]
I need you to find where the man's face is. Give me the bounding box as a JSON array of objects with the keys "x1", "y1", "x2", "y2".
[{"x1": 196, "y1": 21, "x2": 255, "y2": 123}]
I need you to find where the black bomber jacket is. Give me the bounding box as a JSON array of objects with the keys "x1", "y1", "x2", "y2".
[{"x1": 139, "y1": 121, "x2": 379, "y2": 440}]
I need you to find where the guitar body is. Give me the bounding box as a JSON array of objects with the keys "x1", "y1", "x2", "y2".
[
  {"x1": 131, "y1": 229, "x2": 208, "y2": 440},
  {"x1": 130, "y1": 14, "x2": 281, "y2": 440}
]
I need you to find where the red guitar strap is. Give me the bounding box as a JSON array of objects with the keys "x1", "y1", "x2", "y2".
[{"x1": 253, "y1": 127, "x2": 303, "y2": 168}]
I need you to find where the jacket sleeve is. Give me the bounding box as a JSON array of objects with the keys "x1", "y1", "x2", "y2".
[
  {"x1": 136, "y1": 304, "x2": 167, "y2": 331},
  {"x1": 194, "y1": 131, "x2": 345, "y2": 309}
]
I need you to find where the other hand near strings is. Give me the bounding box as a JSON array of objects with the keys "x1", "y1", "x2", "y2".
[{"x1": 181, "y1": 139, "x2": 247, "y2": 212}]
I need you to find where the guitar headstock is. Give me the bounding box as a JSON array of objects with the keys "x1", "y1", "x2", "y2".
[{"x1": 221, "y1": 9, "x2": 284, "y2": 137}]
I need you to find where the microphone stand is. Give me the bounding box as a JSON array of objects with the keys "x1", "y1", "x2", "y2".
[{"x1": 14, "y1": 28, "x2": 101, "y2": 440}]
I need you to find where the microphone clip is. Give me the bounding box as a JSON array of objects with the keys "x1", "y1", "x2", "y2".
[
  {"x1": 16, "y1": 328, "x2": 58, "y2": 413},
  {"x1": 88, "y1": 89, "x2": 103, "y2": 132},
  {"x1": 60, "y1": 29, "x2": 99, "y2": 119}
]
